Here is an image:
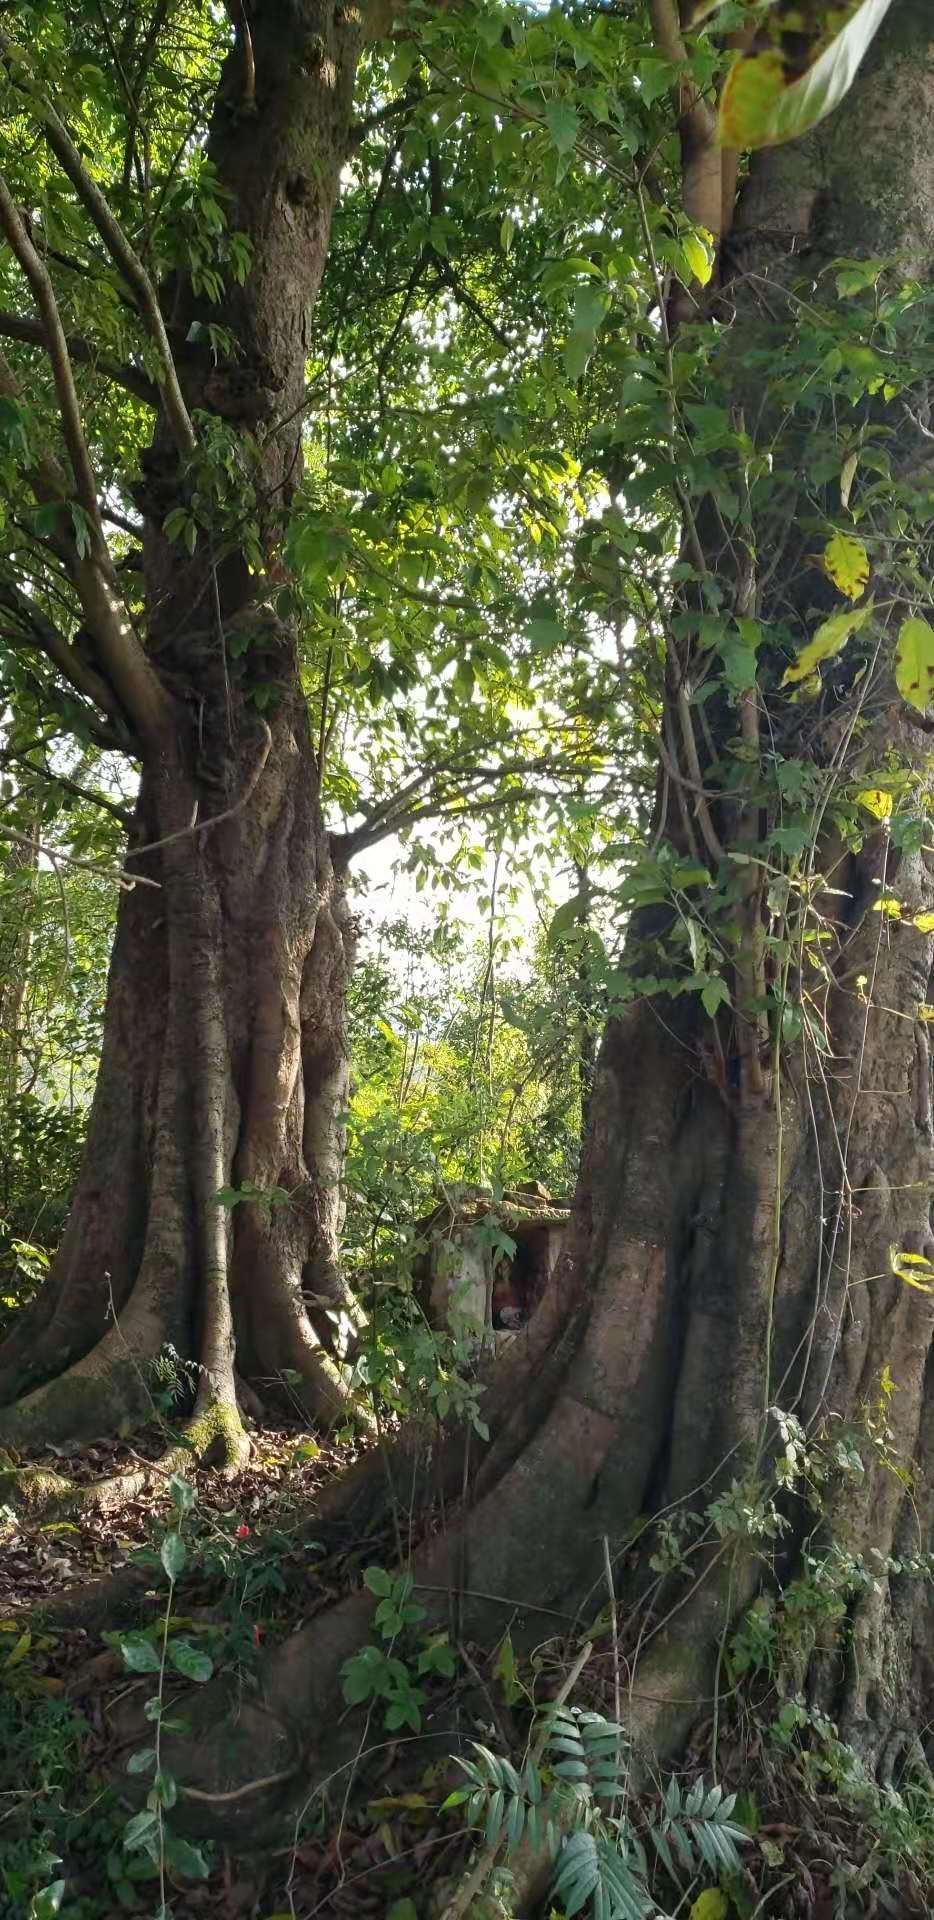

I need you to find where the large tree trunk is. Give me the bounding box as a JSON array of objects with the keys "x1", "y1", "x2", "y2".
[
  {"x1": 0, "y1": 707, "x2": 357, "y2": 1450},
  {"x1": 0, "y1": 0, "x2": 364, "y2": 1456},
  {"x1": 157, "y1": 0, "x2": 934, "y2": 1840}
]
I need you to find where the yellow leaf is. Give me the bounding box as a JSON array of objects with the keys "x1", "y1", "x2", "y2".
[
  {"x1": 718, "y1": 48, "x2": 785, "y2": 150},
  {"x1": 367, "y1": 1793, "x2": 429, "y2": 1813},
  {"x1": 3, "y1": 1629, "x2": 31, "y2": 1669},
  {"x1": 840, "y1": 450, "x2": 858, "y2": 509},
  {"x1": 787, "y1": 671, "x2": 822, "y2": 703},
  {"x1": 856, "y1": 789, "x2": 892, "y2": 820},
  {"x1": 917, "y1": 1005, "x2": 934, "y2": 1022},
  {"x1": 896, "y1": 616, "x2": 934, "y2": 712},
  {"x1": 872, "y1": 896, "x2": 902, "y2": 918},
  {"x1": 691, "y1": 1893, "x2": 728, "y2": 1920},
  {"x1": 914, "y1": 912, "x2": 934, "y2": 933},
  {"x1": 782, "y1": 600, "x2": 873, "y2": 687},
  {"x1": 823, "y1": 531, "x2": 869, "y2": 600},
  {"x1": 890, "y1": 1245, "x2": 934, "y2": 1292}
]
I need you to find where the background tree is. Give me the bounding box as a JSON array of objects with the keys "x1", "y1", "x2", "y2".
[{"x1": 0, "y1": 0, "x2": 643, "y2": 1461}]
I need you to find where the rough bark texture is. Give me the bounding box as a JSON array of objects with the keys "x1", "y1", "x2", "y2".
[
  {"x1": 147, "y1": 0, "x2": 934, "y2": 1830},
  {"x1": 0, "y1": 0, "x2": 364, "y2": 1453}
]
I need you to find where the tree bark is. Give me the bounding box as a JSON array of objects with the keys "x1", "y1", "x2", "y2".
[
  {"x1": 0, "y1": 0, "x2": 365, "y2": 1455},
  {"x1": 0, "y1": 817, "x2": 37, "y2": 1105},
  {"x1": 149, "y1": 0, "x2": 934, "y2": 1833}
]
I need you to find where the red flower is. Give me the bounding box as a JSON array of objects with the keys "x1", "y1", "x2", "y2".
[{"x1": 236, "y1": 1524, "x2": 250, "y2": 1540}]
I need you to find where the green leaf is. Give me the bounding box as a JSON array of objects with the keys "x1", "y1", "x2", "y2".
[
  {"x1": 895, "y1": 616, "x2": 934, "y2": 712},
  {"x1": 363, "y1": 1564, "x2": 393, "y2": 1597},
  {"x1": 441, "y1": 1787, "x2": 472, "y2": 1810},
  {"x1": 691, "y1": 1893, "x2": 728, "y2": 1920},
  {"x1": 682, "y1": 231, "x2": 713, "y2": 286},
  {"x1": 151, "y1": 1768, "x2": 178, "y2": 1809},
  {"x1": 123, "y1": 1808, "x2": 160, "y2": 1852},
  {"x1": 527, "y1": 616, "x2": 567, "y2": 652},
  {"x1": 170, "y1": 1639, "x2": 213, "y2": 1682},
  {"x1": 161, "y1": 1532, "x2": 186, "y2": 1582},
  {"x1": 553, "y1": 1830, "x2": 600, "y2": 1917},
  {"x1": 388, "y1": 41, "x2": 416, "y2": 88},
  {"x1": 543, "y1": 103, "x2": 579, "y2": 155},
  {"x1": 718, "y1": 631, "x2": 759, "y2": 693},
  {"x1": 564, "y1": 282, "x2": 611, "y2": 380},
  {"x1": 164, "y1": 1832, "x2": 210, "y2": 1880},
  {"x1": 700, "y1": 976, "x2": 731, "y2": 1019},
  {"x1": 168, "y1": 1473, "x2": 195, "y2": 1514},
  {"x1": 835, "y1": 257, "x2": 884, "y2": 297},
  {"x1": 493, "y1": 1631, "x2": 522, "y2": 1705},
  {"x1": 30, "y1": 1884, "x2": 66, "y2": 1919},
  {"x1": 126, "y1": 1747, "x2": 158, "y2": 1775},
  {"x1": 120, "y1": 1635, "x2": 161, "y2": 1674},
  {"x1": 781, "y1": 600, "x2": 873, "y2": 687}
]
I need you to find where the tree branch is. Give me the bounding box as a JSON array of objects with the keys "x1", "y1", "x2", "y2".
[
  {"x1": 0, "y1": 580, "x2": 120, "y2": 719},
  {"x1": 0, "y1": 33, "x2": 196, "y2": 458},
  {"x1": 434, "y1": 257, "x2": 514, "y2": 352},
  {"x1": 0, "y1": 310, "x2": 159, "y2": 407},
  {"x1": 3, "y1": 748, "x2": 134, "y2": 826},
  {"x1": 0, "y1": 174, "x2": 112, "y2": 545},
  {"x1": 0, "y1": 823, "x2": 158, "y2": 889},
  {"x1": 0, "y1": 199, "x2": 171, "y2": 742}
]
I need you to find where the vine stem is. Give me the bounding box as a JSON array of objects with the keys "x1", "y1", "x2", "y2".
[
  {"x1": 602, "y1": 1534, "x2": 623, "y2": 1820},
  {"x1": 440, "y1": 1639, "x2": 593, "y2": 1920},
  {"x1": 153, "y1": 1567, "x2": 175, "y2": 1916}
]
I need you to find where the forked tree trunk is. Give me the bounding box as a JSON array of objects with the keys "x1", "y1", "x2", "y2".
[
  {"x1": 161, "y1": 0, "x2": 934, "y2": 1827},
  {"x1": 0, "y1": 0, "x2": 365, "y2": 1458}
]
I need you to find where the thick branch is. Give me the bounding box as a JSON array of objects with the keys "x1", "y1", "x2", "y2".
[
  {"x1": 0, "y1": 580, "x2": 119, "y2": 718},
  {"x1": 0, "y1": 311, "x2": 159, "y2": 407},
  {"x1": 648, "y1": 0, "x2": 726, "y2": 320},
  {"x1": 0, "y1": 175, "x2": 110, "y2": 544},
  {"x1": 0, "y1": 347, "x2": 170, "y2": 742}
]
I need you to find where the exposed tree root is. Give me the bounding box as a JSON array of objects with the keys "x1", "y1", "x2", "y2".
[
  {"x1": 81, "y1": 1400, "x2": 252, "y2": 1514},
  {"x1": 0, "y1": 1451, "x2": 73, "y2": 1515}
]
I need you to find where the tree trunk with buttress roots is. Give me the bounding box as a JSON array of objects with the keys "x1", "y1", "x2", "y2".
[
  {"x1": 153, "y1": 2, "x2": 934, "y2": 1831},
  {"x1": 0, "y1": 0, "x2": 366, "y2": 1461}
]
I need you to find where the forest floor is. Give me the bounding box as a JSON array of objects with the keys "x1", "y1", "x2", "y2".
[
  {"x1": 3, "y1": 1424, "x2": 932, "y2": 1920},
  {"x1": 1, "y1": 1420, "x2": 477, "y2": 1920}
]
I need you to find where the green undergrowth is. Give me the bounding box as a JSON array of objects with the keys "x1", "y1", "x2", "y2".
[
  {"x1": 5, "y1": 1507, "x2": 934, "y2": 1920},
  {"x1": 0, "y1": 1679, "x2": 120, "y2": 1920},
  {"x1": 5, "y1": 1439, "x2": 934, "y2": 1920}
]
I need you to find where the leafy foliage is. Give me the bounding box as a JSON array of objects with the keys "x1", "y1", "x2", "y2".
[{"x1": 451, "y1": 1706, "x2": 747, "y2": 1920}]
